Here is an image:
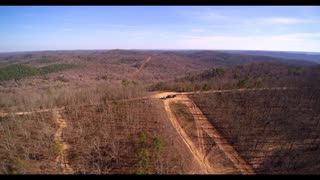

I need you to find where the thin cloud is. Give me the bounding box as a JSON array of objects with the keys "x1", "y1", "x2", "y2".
[
  {"x1": 178, "y1": 9, "x2": 229, "y2": 21},
  {"x1": 197, "y1": 12, "x2": 229, "y2": 21},
  {"x1": 264, "y1": 17, "x2": 304, "y2": 24},
  {"x1": 190, "y1": 28, "x2": 206, "y2": 33},
  {"x1": 264, "y1": 17, "x2": 320, "y2": 25},
  {"x1": 178, "y1": 8, "x2": 318, "y2": 27},
  {"x1": 276, "y1": 33, "x2": 320, "y2": 40},
  {"x1": 177, "y1": 33, "x2": 320, "y2": 52}
]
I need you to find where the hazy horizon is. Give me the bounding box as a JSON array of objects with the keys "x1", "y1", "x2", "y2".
[
  {"x1": 1, "y1": 48, "x2": 320, "y2": 54},
  {"x1": 1, "y1": 6, "x2": 320, "y2": 52}
]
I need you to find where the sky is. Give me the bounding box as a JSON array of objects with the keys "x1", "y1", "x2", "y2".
[{"x1": 0, "y1": 6, "x2": 320, "y2": 52}]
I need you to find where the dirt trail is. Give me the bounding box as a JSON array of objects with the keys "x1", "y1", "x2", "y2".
[
  {"x1": 132, "y1": 56, "x2": 151, "y2": 78},
  {"x1": 52, "y1": 109, "x2": 74, "y2": 174},
  {"x1": 0, "y1": 107, "x2": 64, "y2": 117},
  {"x1": 152, "y1": 87, "x2": 296, "y2": 99},
  {"x1": 0, "y1": 87, "x2": 296, "y2": 117},
  {"x1": 0, "y1": 109, "x2": 52, "y2": 117},
  {"x1": 175, "y1": 95, "x2": 255, "y2": 174}
]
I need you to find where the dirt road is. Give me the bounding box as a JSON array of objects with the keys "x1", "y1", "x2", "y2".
[
  {"x1": 132, "y1": 56, "x2": 151, "y2": 78},
  {"x1": 163, "y1": 97, "x2": 215, "y2": 174},
  {"x1": 153, "y1": 87, "x2": 295, "y2": 99}
]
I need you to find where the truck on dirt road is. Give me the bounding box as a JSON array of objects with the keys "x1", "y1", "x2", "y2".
[{"x1": 160, "y1": 94, "x2": 177, "y2": 100}]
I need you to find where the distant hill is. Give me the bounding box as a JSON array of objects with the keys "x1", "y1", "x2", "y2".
[
  {"x1": 0, "y1": 49, "x2": 317, "y2": 83},
  {"x1": 161, "y1": 50, "x2": 316, "y2": 67},
  {"x1": 222, "y1": 50, "x2": 320, "y2": 64}
]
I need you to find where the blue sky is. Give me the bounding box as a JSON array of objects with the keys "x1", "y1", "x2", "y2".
[{"x1": 0, "y1": 6, "x2": 320, "y2": 52}]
